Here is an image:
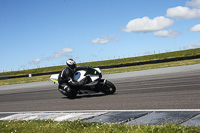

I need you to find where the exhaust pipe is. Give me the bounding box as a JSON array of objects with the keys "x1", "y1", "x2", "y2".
[{"x1": 58, "y1": 88, "x2": 67, "y2": 95}]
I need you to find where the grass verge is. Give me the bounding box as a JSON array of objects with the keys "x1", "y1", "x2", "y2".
[
  {"x1": 0, "y1": 120, "x2": 200, "y2": 133},
  {"x1": 1, "y1": 48, "x2": 200, "y2": 77},
  {"x1": 1, "y1": 58, "x2": 200, "y2": 86},
  {"x1": 0, "y1": 75, "x2": 51, "y2": 86}
]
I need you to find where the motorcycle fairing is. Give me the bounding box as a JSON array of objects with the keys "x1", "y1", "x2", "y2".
[
  {"x1": 73, "y1": 67, "x2": 102, "y2": 84},
  {"x1": 50, "y1": 67, "x2": 102, "y2": 85},
  {"x1": 50, "y1": 74, "x2": 59, "y2": 83}
]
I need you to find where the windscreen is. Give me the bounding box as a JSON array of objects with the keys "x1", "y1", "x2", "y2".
[{"x1": 84, "y1": 67, "x2": 100, "y2": 76}]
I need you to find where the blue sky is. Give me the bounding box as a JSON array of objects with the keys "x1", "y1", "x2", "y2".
[{"x1": 0, "y1": 0, "x2": 200, "y2": 72}]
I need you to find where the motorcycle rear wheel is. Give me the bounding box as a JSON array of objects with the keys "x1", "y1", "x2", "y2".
[{"x1": 101, "y1": 81, "x2": 116, "y2": 95}]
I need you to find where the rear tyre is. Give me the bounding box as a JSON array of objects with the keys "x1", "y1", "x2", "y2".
[{"x1": 101, "y1": 81, "x2": 116, "y2": 95}]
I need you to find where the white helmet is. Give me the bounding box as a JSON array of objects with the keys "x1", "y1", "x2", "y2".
[{"x1": 66, "y1": 59, "x2": 76, "y2": 71}]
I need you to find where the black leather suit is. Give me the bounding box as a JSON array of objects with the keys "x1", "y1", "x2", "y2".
[{"x1": 58, "y1": 66, "x2": 88, "y2": 88}]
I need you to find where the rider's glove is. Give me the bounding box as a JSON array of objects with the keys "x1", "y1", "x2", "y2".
[
  {"x1": 78, "y1": 82, "x2": 84, "y2": 86},
  {"x1": 68, "y1": 78, "x2": 83, "y2": 86}
]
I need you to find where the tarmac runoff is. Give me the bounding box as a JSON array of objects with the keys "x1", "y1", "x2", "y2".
[{"x1": 1, "y1": 110, "x2": 200, "y2": 126}]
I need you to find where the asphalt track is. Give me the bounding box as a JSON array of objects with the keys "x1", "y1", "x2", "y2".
[{"x1": 0, "y1": 64, "x2": 200, "y2": 112}]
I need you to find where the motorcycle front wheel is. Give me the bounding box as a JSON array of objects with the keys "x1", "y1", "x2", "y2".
[
  {"x1": 101, "y1": 81, "x2": 116, "y2": 95},
  {"x1": 66, "y1": 89, "x2": 78, "y2": 99},
  {"x1": 58, "y1": 87, "x2": 77, "y2": 99}
]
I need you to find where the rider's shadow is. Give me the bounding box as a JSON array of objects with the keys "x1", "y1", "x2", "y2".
[
  {"x1": 62, "y1": 93, "x2": 106, "y2": 99},
  {"x1": 77, "y1": 93, "x2": 106, "y2": 99}
]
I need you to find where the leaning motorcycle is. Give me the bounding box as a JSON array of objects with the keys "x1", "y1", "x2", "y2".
[{"x1": 50, "y1": 66, "x2": 116, "y2": 99}]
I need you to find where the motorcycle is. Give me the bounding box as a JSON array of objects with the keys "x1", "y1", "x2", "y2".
[{"x1": 50, "y1": 66, "x2": 116, "y2": 99}]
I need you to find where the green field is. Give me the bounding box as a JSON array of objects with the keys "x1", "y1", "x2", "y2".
[
  {"x1": 1, "y1": 48, "x2": 200, "y2": 77},
  {"x1": 1, "y1": 48, "x2": 200, "y2": 85},
  {"x1": 0, "y1": 120, "x2": 200, "y2": 133}
]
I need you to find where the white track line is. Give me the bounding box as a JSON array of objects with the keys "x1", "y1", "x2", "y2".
[
  {"x1": 0, "y1": 112, "x2": 106, "y2": 121},
  {"x1": 1, "y1": 109, "x2": 200, "y2": 114}
]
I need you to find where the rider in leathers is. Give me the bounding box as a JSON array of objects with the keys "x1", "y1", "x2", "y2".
[{"x1": 58, "y1": 59, "x2": 87, "y2": 94}]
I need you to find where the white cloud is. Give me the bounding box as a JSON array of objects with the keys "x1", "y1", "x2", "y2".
[
  {"x1": 190, "y1": 24, "x2": 200, "y2": 31},
  {"x1": 91, "y1": 36, "x2": 119, "y2": 44},
  {"x1": 144, "y1": 51, "x2": 152, "y2": 55},
  {"x1": 122, "y1": 16, "x2": 174, "y2": 33},
  {"x1": 185, "y1": 44, "x2": 200, "y2": 49},
  {"x1": 189, "y1": 44, "x2": 200, "y2": 48},
  {"x1": 186, "y1": 0, "x2": 200, "y2": 8},
  {"x1": 92, "y1": 38, "x2": 108, "y2": 44},
  {"x1": 29, "y1": 58, "x2": 41, "y2": 65},
  {"x1": 166, "y1": 6, "x2": 200, "y2": 19},
  {"x1": 154, "y1": 30, "x2": 181, "y2": 38},
  {"x1": 54, "y1": 48, "x2": 73, "y2": 58},
  {"x1": 29, "y1": 47, "x2": 73, "y2": 65}
]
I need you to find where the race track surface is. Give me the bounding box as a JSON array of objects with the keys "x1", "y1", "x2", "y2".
[{"x1": 0, "y1": 64, "x2": 200, "y2": 112}]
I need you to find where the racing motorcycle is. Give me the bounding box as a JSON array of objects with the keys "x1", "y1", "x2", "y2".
[{"x1": 50, "y1": 66, "x2": 116, "y2": 99}]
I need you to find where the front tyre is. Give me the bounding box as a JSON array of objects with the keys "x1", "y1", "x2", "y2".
[
  {"x1": 101, "y1": 81, "x2": 116, "y2": 95},
  {"x1": 66, "y1": 90, "x2": 77, "y2": 99},
  {"x1": 58, "y1": 85, "x2": 77, "y2": 99}
]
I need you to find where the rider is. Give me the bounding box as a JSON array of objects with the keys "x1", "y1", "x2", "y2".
[{"x1": 58, "y1": 59, "x2": 87, "y2": 93}]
